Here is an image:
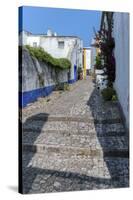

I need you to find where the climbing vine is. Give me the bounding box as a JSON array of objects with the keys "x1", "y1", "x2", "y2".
[
  {"x1": 94, "y1": 12, "x2": 116, "y2": 86},
  {"x1": 25, "y1": 45, "x2": 71, "y2": 70}
]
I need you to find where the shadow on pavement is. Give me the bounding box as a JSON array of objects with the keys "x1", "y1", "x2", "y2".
[
  {"x1": 19, "y1": 113, "x2": 49, "y2": 193},
  {"x1": 20, "y1": 89, "x2": 129, "y2": 194},
  {"x1": 87, "y1": 88, "x2": 129, "y2": 188}
]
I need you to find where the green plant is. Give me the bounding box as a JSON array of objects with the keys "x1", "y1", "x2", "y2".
[
  {"x1": 112, "y1": 94, "x2": 118, "y2": 101},
  {"x1": 101, "y1": 87, "x2": 116, "y2": 101},
  {"x1": 78, "y1": 67, "x2": 83, "y2": 80},
  {"x1": 94, "y1": 12, "x2": 116, "y2": 85},
  {"x1": 78, "y1": 67, "x2": 83, "y2": 73},
  {"x1": 95, "y1": 55, "x2": 103, "y2": 69},
  {"x1": 38, "y1": 74, "x2": 44, "y2": 87},
  {"x1": 63, "y1": 83, "x2": 70, "y2": 91},
  {"x1": 56, "y1": 83, "x2": 70, "y2": 91},
  {"x1": 25, "y1": 45, "x2": 71, "y2": 70}
]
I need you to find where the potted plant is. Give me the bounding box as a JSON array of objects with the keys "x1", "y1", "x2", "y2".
[
  {"x1": 78, "y1": 67, "x2": 83, "y2": 80},
  {"x1": 95, "y1": 55, "x2": 104, "y2": 74}
]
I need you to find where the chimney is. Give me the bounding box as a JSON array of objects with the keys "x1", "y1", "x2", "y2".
[
  {"x1": 54, "y1": 32, "x2": 57, "y2": 36},
  {"x1": 47, "y1": 29, "x2": 52, "y2": 36}
]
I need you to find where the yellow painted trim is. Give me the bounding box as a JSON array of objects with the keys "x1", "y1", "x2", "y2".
[{"x1": 83, "y1": 49, "x2": 86, "y2": 79}]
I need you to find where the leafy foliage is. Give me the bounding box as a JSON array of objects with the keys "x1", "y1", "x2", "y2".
[
  {"x1": 78, "y1": 67, "x2": 83, "y2": 73},
  {"x1": 77, "y1": 67, "x2": 83, "y2": 80},
  {"x1": 55, "y1": 83, "x2": 70, "y2": 91},
  {"x1": 94, "y1": 12, "x2": 116, "y2": 84},
  {"x1": 25, "y1": 45, "x2": 71, "y2": 70},
  {"x1": 95, "y1": 55, "x2": 103, "y2": 69},
  {"x1": 101, "y1": 87, "x2": 116, "y2": 101}
]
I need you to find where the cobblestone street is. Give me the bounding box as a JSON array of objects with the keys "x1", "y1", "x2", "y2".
[{"x1": 21, "y1": 77, "x2": 129, "y2": 194}]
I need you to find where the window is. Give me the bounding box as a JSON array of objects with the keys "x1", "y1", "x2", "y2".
[
  {"x1": 33, "y1": 42, "x2": 37, "y2": 47},
  {"x1": 58, "y1": 41, "x2": 64, "y2": 49}
]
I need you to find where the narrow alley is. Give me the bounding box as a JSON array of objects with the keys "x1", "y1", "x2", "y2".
[{"x1": 22, "y1": 77, "x2": 129, "y2": 193}]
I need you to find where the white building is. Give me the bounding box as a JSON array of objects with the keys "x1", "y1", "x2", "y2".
[
  {"x1": 19, "y1": 29, "x2": 83, "y2": 83},
  {"x1": 83, "y1": 47, "x2": 91, "y2": 77}
]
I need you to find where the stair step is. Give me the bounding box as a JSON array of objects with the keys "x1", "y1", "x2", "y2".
[
  {"x1": 23, "y1": 114, "x2": 123, "y2": 124},
  {"x1": 22, "y1": 152, "x2": 129, "y2": 179},
  {"x1": 22, "y1": 120, "x2": 125, "y2": 133},
  {"x1": 22, "y1": 129, "x2": 128, "y2": 148},
  {"x1": 22, "y1": 138, "x2": 129, "y2": 158},
  {"x1": 23, "y1": 129, "x2": 126, "y2": 139}
]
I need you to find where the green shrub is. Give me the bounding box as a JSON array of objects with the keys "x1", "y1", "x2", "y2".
[
  {"x1": 63, "y1": 83, "x2": 70, "y2": 91},
  {"x1": 95, "y1": 55, "x2": 103, "y2": 69},
  {"x1": 101, "y1": 87, "x2": 116, "y2": 101},
  {"x1": 78, "y1": 67, "x2": 83, "y2": 73},
  {"x1": 112, "y1": 94, "x2": 118, "y2": 101},
  {"x1": 25, "y1": 45, "x2": 71, "y2": 70},
  {"x1": 56, "y1": 83, "x2": 70, "y2": 91}
]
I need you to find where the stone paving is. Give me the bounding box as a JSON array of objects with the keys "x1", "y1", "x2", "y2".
[{"x1": 21, "y1": 77, "x2": 129, "y2": 194}]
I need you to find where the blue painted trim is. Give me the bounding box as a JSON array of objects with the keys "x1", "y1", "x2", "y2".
[
  {"x1": 19, "y1": 80, "x2": 78, "y2": 108},
  {"x1": 19, "y1": 85, "x2": 55, "y2": 108},
  {"x1": 68, "y1": 79, "x2": 76, "y2": 84},
  {"x1": 74, "y1": 65, "x2": 77, "y2": 81}
]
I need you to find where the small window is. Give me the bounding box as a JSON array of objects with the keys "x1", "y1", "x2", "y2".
[
  {"x1": 58, "y1": 41, "x2": 64, "y2": 49},
  {"x1": 33, "y1": 42, "x2": 37, "y2": 47}
]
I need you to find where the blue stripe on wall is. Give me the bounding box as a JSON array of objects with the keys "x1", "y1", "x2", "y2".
[
  {"x1": 19, "y1": 80, "x2": 77, "y2": 108},
  {"x1": 19, "y1": 85, "x2": 55, "y2": 108},
  {"x1": 68, "y1": 79, "x2": 76, "y2": 84}
]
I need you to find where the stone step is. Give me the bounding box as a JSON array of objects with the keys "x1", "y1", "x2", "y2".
[
  {"x1": 23, "y1": 129, "x2": 126, "y2": 138},
  {"x1": 22, "y1": 129, "x2": 128, "y2": 149},
  {"x1": 22, "y1": 134, "x2": 129, "y2": 157},
  {"x1": 22, "y1": 152, "x2": 129, "y2": 179},
  {"x1": 23, "y1": 114, "x2": 123, "y2": 124},
  {"x1": 22, "y1": 120, "x2": 125, "y2": 133}
]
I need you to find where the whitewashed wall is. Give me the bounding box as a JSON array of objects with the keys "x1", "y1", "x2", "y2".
[
  {"x1": 113, "y1": 12, "x2": 129, "y2": 128},
  {"x1": 85, "y1": 48, "x2": 91, "y2": 70},
  {"x1": 27, "y1": 35, "x2": 40, "y2": 47},
  {"x1": 40, "y1": 36, "x2": 83, "y2": 80},
  {"x1": 19, "y1": 31, "x2": 29, "y2": 46},
  {"x1": 40, "y1": 37, "x2": 75, "y2": 58}
]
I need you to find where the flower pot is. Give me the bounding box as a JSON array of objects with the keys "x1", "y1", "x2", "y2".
[
  {"x1": 96, "y1": 75, "x2": 108, "y2": 90},
  {"x1": 79, "y1": 72, "x2": 83, "y2": 80}
]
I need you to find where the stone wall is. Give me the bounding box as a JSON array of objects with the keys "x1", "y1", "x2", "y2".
[{"x1": 19, "y1": 47, "x2": 69, "y2": 107}]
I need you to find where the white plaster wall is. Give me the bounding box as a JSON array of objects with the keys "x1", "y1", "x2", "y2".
[
  {"x1": 77, "y1": 39, "x2": 83, "y2": 68},
  {"x1": 39, "y1": 36, "x2": 83, "y2": 80},
  {"x1": 40, "y1": 37, "x2": 76, "y2": 58},
  {"x1": 19, "y1": 31, "x2": 29, "y2": 46},
  {"x1": 27, "y1": 36, "x2": 40, "y2": 47},
  {"x1": 85, "y1": 49, "x2": 91, "y2": 70},
  {"x1": 113, "y1": 12, "x2": 129, "y2": 128}
]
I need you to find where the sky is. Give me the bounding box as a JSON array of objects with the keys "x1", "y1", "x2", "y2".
[{"x1": 20, "y1": 6, "x2": 102, "y2": 46}]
